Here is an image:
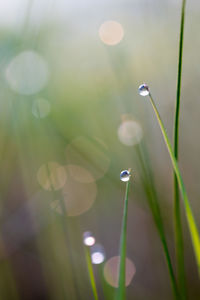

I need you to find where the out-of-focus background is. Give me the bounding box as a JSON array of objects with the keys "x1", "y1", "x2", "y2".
[{"x1": 0, "y1": 0, "x2": 200, "y2": 299}]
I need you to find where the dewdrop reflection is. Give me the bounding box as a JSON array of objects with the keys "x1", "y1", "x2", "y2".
[
  {"x1": 91, "y1": 244, "x2": 105, "y2": 264},
  {"x1": 91, "y1": 252, "x2": 105, "y2": 264},
  {"x1": 6, "y1": 50, "x2": 49, "y2": 95},
  {"x1": 103, "y1": 256, "x2": 136, "y2": 287},
  {"x1": 120, "y1": 170, "x2": 130, "y2": 182},
  {"x1": 99, "y1": 21, "x2": 124, "y2": 46},
  {"x1": 83, "y1": 231, "x2": 96, "y2": 246},
  {"x1": 138, "y1": 83, "x2": 149, "y2": 96},
  {"x1": 118, "y1": 120, "x2": 143, "y2": 146}
]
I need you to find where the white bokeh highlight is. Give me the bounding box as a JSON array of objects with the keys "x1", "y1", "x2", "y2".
[
  {"x1": 99, "y1": 21, "x2": 124, "y2": 46},
  {"x1": 118, "y1": 120, "x2": 143, "y2": 146},
  {"x1": 91, "y1": 244, "x2": 105, "y2": 264},
  {"x1": 6, "y1": 50, "x2": 49, "y2": 95},
  {"x1": 83, "y1": 231, "x2": 96, "y2": 246}
]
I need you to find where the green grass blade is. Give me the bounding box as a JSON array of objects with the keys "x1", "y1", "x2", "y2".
[
  {"x1": 174, "y1": 0, "x2": 186, "y2": 157},
  {"x1": 116, "y1": 179, "x2": 130, "y2": 300},
  {"x1": 148, "y1": 92, "x2": 200, "y2": 276},
  {"x1": 136, "y1": 144, "x2": 179, "y2": 299},
  {"x1": 173, "y1": 0, "x2": 187, "y2": 297},
  {"x1": 85, "y1": 246, "x2": 99, "y2": 300}
]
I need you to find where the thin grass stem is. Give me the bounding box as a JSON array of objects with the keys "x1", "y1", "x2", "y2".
[
  {"x1": 85, "y1": 246, "x2": 99, "y2": 300},
  {"x1": 136, "y1": 144, "x2": 179, "y2": 299},
  {"x1": 174, "y1": 0, "x2": 187, "y2": 298},
  {"x1": 116, "y1": 179, "x2": 130, "y2": 300},
  {"x1": 148, "y1": 92, "x2": 200, "y2": 276}
]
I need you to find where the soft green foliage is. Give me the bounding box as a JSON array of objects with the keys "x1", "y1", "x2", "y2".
[{"x1": 1, "y1": 1, "x2": 200, "y2": 299}]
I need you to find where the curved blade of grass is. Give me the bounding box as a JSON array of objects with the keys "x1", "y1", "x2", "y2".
[
  {"x1": 136, "y1": 144, "x2": 179, "y2": 299},
  {"x1": 148, "y1": 92, "x2": 200, "y2": 276},
  {"x1": 85, "y1": 246, "x2": 99, "y2": 300},
  {"x1": 116, "y1": 179, "x2": 130, "y2": 300},
  {"x1": 174, "y1": 0, "x2": 187, "y2": 297}
]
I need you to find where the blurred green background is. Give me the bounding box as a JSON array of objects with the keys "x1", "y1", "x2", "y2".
[{"x1": 0, "y1": 0, "x2": 200, "y2": 299}]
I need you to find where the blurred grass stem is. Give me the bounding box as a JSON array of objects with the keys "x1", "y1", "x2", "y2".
[
  {"x1": 136, "y1": 144, "x2": 179, "y2": 299},
  {"x1": 174, "y1": 0, "x2": 187, "y2": 298},
  {"x1": 116, "y1": 178, "x2": 130, "y2": 300},
  {"x1": 85, "y1": 246, "x2": 99, "y2": 300}
]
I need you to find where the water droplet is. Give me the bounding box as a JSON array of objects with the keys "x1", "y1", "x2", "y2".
[
  {"x1": 91, "y1": 252, "x2": 105, "y2": 264},
  {"x1": 120, "y1": 170, "x2": 130, "y2": 182},
  {"x1": 138, "y1": 83, "x2": 149, "y2": 96},
  {"x1": 83, "y1": 231, "x2": 96, "y2": 246},
  {"x1": 91, "y1": 244, "x2": 105, "y2": 264}
]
